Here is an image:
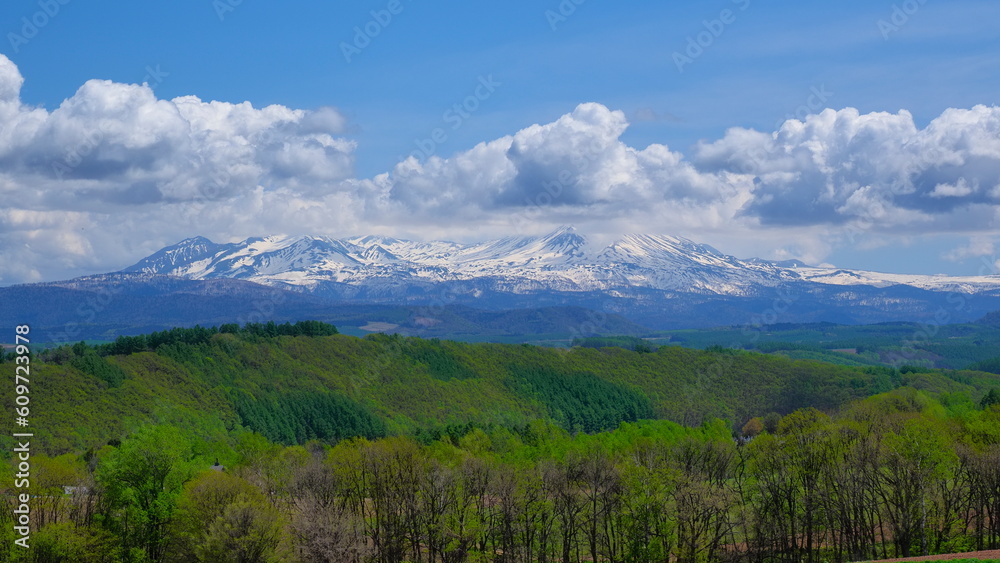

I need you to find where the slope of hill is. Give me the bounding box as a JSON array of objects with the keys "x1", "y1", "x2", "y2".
[
  {"x1": 653, "y1": 320, "x2": 1000, "y2": 370},
  {"x1": 8, "y1": 325, "x2": 1000, "y2": 456},
  {"x1": 4, "y1": 325, "x2": 1000, "y2": 563}
]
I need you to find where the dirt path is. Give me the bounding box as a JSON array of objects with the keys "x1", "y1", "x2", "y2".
[{"x1": 866, "y1": 549, "x2": 1000, "y2": 561}]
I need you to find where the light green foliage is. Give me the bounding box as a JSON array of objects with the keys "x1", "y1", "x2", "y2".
[
  {"x1": 8, "y1": 323, "x2": 1000, "y2": 561},
  {"x1": 23, "y1": 522, "x2": 117, "y2": 562},
  {"x1": 9, "y1": 391, "x2": 1000, "y2": 561},
  {"x1": 171, "y1": 471, "x2": 286, "y2": 563},
  {"x1": 195, "y1": 499, "x2": 286, "y2": 563},
  {"x1": 96, "y1": 425, "x2": 198, "y2": 562},
  {"x1": 21, "y1": 324, "x2": 977, "y2": 456}
]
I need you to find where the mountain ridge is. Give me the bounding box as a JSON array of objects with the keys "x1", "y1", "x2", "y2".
[
  {"x1": 122, "y1": 227, "x2": 1000, "y2": 298},
  {"x1": 7, "y1": 228, "x2": 1000, "y2": 340}
]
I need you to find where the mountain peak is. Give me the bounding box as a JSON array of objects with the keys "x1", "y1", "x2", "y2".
[
  {"x1": 120, "y1": 230, "x2": 1000, "y2": 304},
  {"x1": 177, "y1": 235, "x2": 216, "y2": 246},
  {"x1": 545, "y1": 225, "x2": 577, "y2": 236},
  {"x1": 539, "y1": 226, "x2": 585, "y2": 248},
  {"x1": 123, "y1": 236, "x2": 229, "y2": 274}
]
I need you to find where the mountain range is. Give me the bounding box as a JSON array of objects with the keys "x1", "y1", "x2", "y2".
[
  {"x1": 6, "y1": 227, "x2": 1000, "y2": 341},
  {"x1": 124, "y1": 226, "x2": 1000, "y2": 295}
]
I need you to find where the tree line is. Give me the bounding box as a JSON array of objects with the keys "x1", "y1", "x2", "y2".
[
  {"x1": 3, "y1": 387, "x2": 1000, "y2": 562},
  {"x1": 6, "y1": 322, "x2": 1000, "y2": 561},
  {"x1": 96, "y1": 321, "x2": 339, "y2": 356}
]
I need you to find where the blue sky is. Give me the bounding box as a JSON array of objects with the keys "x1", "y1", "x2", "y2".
[{"x1": 1, "y1": 0, "x2": 999, "y2": 282}]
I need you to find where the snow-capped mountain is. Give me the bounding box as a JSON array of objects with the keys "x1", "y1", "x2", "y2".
[
  {"x1": 10, "y1": 227, "x2": 1000, "y2": 339},
  {"x1": 124, "y1": 227, "x2": 1000, "y2": 299},
  {"x1": 124, "y1": 227, "x2": 786, "y2": 295}
]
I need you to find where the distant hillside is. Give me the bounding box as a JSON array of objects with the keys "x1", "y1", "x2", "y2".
[
  {"x1": 0, "y1": 273, "x2": 648, "y2": 342},
  {"x1": 7, "y1": 324, "x2": 1000, "y2": 455},
  {"x1": 101, "y1": 228, "x2": 1000, "y2": 330},
  {"x1": 653, "y1": 319, "x2": 1000, "y2": 370},
  {"x1": 976, "y1": 309, "x2": 1000, "y2": 327},
  {"x1": 9, "y1": 230, "x2": 1000, "y2": 340}
]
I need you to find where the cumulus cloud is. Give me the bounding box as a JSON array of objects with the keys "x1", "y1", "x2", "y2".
[
  {"x1": 370, "y1": 102, "x2": 745, "y2": 232},
  {"x1": 369, "y1": 103, "x2": 1000, "y2": 246},
  {"x1": 693, "y1": 106, "x2": 1000, "y2": 231},
  {"x1": 2, "y1": 53, "x2": 1000, "y2": 283},
  {"x1": 0, "y1": 55, "x2": 360, "y2": 282}
]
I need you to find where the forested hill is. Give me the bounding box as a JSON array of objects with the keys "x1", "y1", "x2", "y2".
[{"x1": 7, "y1": 322, "x2": 1000, "y2": 455}]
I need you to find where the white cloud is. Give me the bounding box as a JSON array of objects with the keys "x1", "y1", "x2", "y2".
[
  {"x1": 367, "y1": 102, "x2": 745, "y2": 234},
  {"x1": 693, "y1": 106, "x2": 1000, "y2": 230},
  {"x1": 0, "y1": 55, "x2": 360, "y2": 283},
  {"x1": 0, "y1": 56, "x2": 354, "y2": 210},
  {"x1": 1, "y1": 53, "x2": 1000, "y2": 283},
  {"x1": 943, "y1": 235, "x2": 996, "y2": 262},
  {"x1": 930, "y1": 178, "x2": 976, "y2": 198}
]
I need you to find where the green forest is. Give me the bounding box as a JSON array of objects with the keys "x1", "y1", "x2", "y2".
[
  {"x1": 650, "y1": 320, "x2": 1000, "y2": 371},
  {"x1": 3, "y1": 321, "x2": 1000, "y2": 562}
]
